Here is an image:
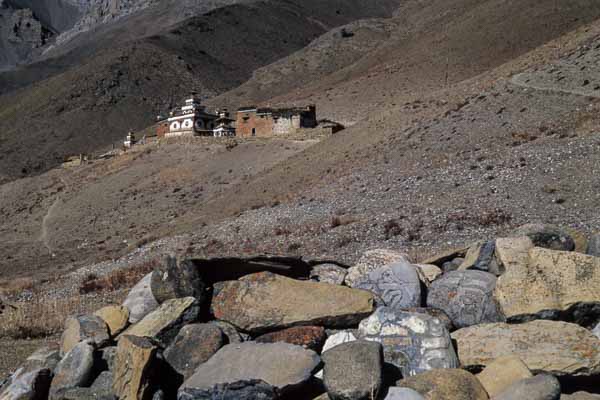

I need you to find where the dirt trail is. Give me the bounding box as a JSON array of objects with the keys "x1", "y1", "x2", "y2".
[
  {"x1": 511, "y1": 73, "x2": 600, "y2": 99},
  {"x1": 39, "y1": 177, "x2": 67, "y2": 255}
]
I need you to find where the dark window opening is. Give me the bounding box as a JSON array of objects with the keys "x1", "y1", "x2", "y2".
[{"x1": 252, "y1": 128, "x2": 256, "y2": 136}]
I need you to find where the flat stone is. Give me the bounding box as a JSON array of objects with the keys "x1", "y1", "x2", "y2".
[
  {"x1": 322, "y1": 341, "x2": 383, "y2": 400},
  {"x1": 151, "y1": 256, "x2": 206, "y2": 304},
  {"x1": 358, "y1": 307, "x2": 458, "y2": 376},
  {"x1": 345, "y1": 249, "x2": 409, "y2": 287},
  {"x1": 510, "y1": 223, "x2": 575, "y2": 251},
  {"x1": 212, "y1": 272, "x2": 374, "y2": 333},
  {"x1": 178, "y1": 342, "x2": 320, "y2": 397},
  {"x1": 112, "y1": 335, "x2": 158, "y2": 400},
  {"x1": 413, "y1": 264, "x2": 442, "y2": 286},
  {"x1": 61, "y1": 315, "x2": 110, "y2": 355},
  {"x1": 49, "y1": 341, "x2": 96, "y2": 400},
  {"x1": 452, "y1": 320, "x2": 600, "y2": 376},
  {"x1": 124, "y1": 297, "x2": 199, "y2": 346},
  {"x1": 427, "y1": 270, "x2": 503, "y2": 329},
  {"x1": 494, "y1": 237, "x2": 534, "y2": 274},
  {"x1": 95, "y1": 305, "x2": 130, "y2": 337},
  {"x1": 460, "y1": 240, "x2": 501, "y2": 275},
  {"x1": 177, "y1": 379, "x2": 278, "y2": 400},
  {"x1": 477, "y1": 356, "x2": 532, "y2": 397},
  {"x1": 354, "y1": 262, "x2": 421, "y2": 310},
  {"x1": 493, "y1": 374, "x2": 560, "y2": 400},
  {"x1": 397, "y1": 369, "x2": 488, "y2": 400},
  {"x1": 384, "y1": 387, "x2": 426, "y2": 400},
  {"x1": 256, "y1": 326, "x2": 326, "y2": 352},
  {"x1": 495, "y1": 248, "x2": 600, "y2": 326},
  {"x1": 0, "y1": 366, "x2": 52, "y2": 400},
  {"x1": 164, "y1": 323, "x2": 225, "y2": 380},
  {"x1": 123, "y1": 272, "x2": 160, "y2": 324},
  {"x1": 310, "y1": 264, "x2": 347, "y2": 285},
  {"x1": 587, "y1": 233, "x2": 600, "y2": 257}
]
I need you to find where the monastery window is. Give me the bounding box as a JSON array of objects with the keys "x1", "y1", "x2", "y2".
[
  {"x1": 252, "y1": 128, "x2": 256, "y2": 136},
  {"x1": 170, "y1": 121, "x2": 180, "y2": 130},
  {"x1": 183, "y1": 119, "x2": 193, "y2": 129}
]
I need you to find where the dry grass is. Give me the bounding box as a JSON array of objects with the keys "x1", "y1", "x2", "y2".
[
  {"x1": 0, "y1": 292, "x2": 125, "y2": 340},
  {"x1": 79, "y1": 260, "x2": 159, "y2": 294},
  {"x1": 0, "y1": 278, "x2": 35, "y2": 297}
]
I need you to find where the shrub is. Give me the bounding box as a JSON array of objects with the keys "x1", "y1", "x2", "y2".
[{"x1": 79, "y1": 260, "x2": 158, "y2": 295}]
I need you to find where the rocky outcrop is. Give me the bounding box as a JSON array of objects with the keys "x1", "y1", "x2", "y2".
[
  {"x1": 212, "y1": 272, "x2": 374, "y2": 333},
  {"x1": 452, "y1": 320, "x2": 600, "y2": 376}
]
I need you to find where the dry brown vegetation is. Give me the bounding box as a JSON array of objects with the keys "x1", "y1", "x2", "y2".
[{"x1": 79, "y1": 259, "x2": 159, "y2": 294}]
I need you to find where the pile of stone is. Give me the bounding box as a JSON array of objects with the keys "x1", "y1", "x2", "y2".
[{"x1": 3, "y1": 224, "x2": 600, "y2": 399}]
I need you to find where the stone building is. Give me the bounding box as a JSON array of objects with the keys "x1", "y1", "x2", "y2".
[
  {"x1": 165, "y1": 95, "x2": 218, "y2": 138},
  {"x1": 236, "y1": 105, "x2": 317, "y2": 138}
]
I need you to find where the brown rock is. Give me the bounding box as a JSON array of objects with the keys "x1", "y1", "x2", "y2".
[
  {"x1": 95, "y1": 305, "x2": 129, "y2": 337},
  {"x1": 494, "y1": 237, "x2": 533, "y2": 273},
  {"x1": 397, "y1": 369, "x2": 488, "y2": 400},
  {"x1": 112, "y1": 335, "x2": 157, "y2": 400},
  {"x1": 60, "y1": 315, "x2": 110, "y2": 356},
  {"x1": 422, "y1": 246, "x2": 469, "y2": 267},
  {"x1": 452, "y1": 320, "x2": 600, "y2": 376},
  {"x1": 495, "y1": 248, "x2": 600, "y2": 325},
  {"x1": 255, "y1": 326, "x2": 327, "y2": 351},
  {"x1": 212, "y1": 272, "x2": 374, "y2": 333},
  {"x1": 476, "y1": 356, "x2": 532, "y2": 397}
]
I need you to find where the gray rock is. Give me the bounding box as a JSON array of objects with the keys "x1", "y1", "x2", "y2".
[
  {"x1": 400, "y1": 307, "x2": 453, "y2": 332},
  {"x1": 151, "y1": 256, "x2": 206, "y2": 304},
  {"x1": 442, "y1": 257, "x2": 464, "y2": 273},
  {"x1": 460, "y1": 240, "x2": 502, "y2": 275},
  {"x1": 49, "y1": 387, "x2": 116, "y2": 400},
  {"x1": 345, "y1": 249, "x2": 409, "y2": 287},
  {"x1": 315, "y1": 331, "x2": 357, "y2": 380},
  {"x1": 123, "y1": 272, "x2": 160, "y2": 324},
  {"x1": 60, "y1": 315, "x2": 110, "y2": 356},
  {"x1": 354, "y1": 262, "x2": 421, "y2": 310},
  {"x1": 177, "y1": 380, "x2": 278, "y2": 400},
  {"x1": 562, "y1": 392, "x2": 600, "y2": 400},
  {"x1": 511, "y1": 223, "x2": 575, "y2": 251},
  {"x1": 322, "y1": 340, "x2": 383, "y2": 400},
  {"x1": 164, "y1": 323, "x2": 225, "y2": 379},
  {"x1": 178, "y1": 342, "x2": 320, "y2": 397},
  {"x1": 427, "y1": 270, "x2": 504, "y2": 329},
  {"x1": 310, "y1": 264, "x2": 347, "y2": 285},
  {"x1": 384, "y1": 387, "x2": 426, "y2": 400},
  {"x1": 99, "y1": 346, "x2": 117, "y2": 371},
  {"x1": 210, "y1": 320, "x2": 248, "y2": 343},
  {"x1": 0, "y1": 366, "x2": 52, "y2": 400},
  {"x1": 49, "y1": 341, "x2": 96, "y2": 400},
  {"x1": 26, "y1": 346, "x2": 61, "y2": 372},
  {"x1": 493, "y1": 374, "x2": 561, "y2": 400},
  {"x1": 91, "y1": 371, "x2": 113, "y2": 391},
  {"x1": 587, "y1": 234, "x2": 600, "y2": 257},
  {"x1": 593, "y1": 322, "x2": 600, "y2": 340},
  {"x1": 358, "y1": 307, "x2": 458, "y2": 376}
]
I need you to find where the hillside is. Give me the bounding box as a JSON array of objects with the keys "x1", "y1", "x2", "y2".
[{"x1": 0, "y1": 0, "x2": 401, "y2": 184}]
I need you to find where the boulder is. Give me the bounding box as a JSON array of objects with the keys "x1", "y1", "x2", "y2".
[
  {"x1": 564, "y1": 228, "x2": 588, "y2": 253},
  {"x1": 212, "y1": 272, "x2": 374, "y2": 333},
  {"x1": 354, "y1": 262, "x2": 421, "y2": 310},
  {"x1": 124, "y1": 297, "x2": 199, "y2": 347},
  {"x1": 91, "y1": 371, "x2": 113, "y2": 392},
  {"x1": 310, "y1": 264, "x2": 347, "y2": 285},
  {"x1": 177, "y1": 379, "x2": 278, "y2": 400},
  {"x1": 164, "y1": 324, "x2": 225, "y2": 380},
  {"x1": 452, "y1": 320, "x2": 600, "y2": 376},
  {"x1": 46, "y1": 387, "x2": 116, "y2": 400},
  {"x1": 495, "y1": 248, "x2": 600, "y2": 326},
  {"x1": 494, "y1": 237, "x2": 533, "y2": 274},
  {"x1": 587, "y1": 233, "x2": 600, "y2": 257},
  {"x1": 562, "y1": 392, "x2": 600, "y2": 400},
  {"x1": 0, "y1": 366, "x2": 52, "y2": 400},
  {"x1": 400, "y1": 307, "x2": 453, "y2": 331},
  {"x1": 345, "y1": 249, "x2": 409, "y2": 287},
  {"x1": 256, "y1": 326, "x2": 326, "y2": 352},
  {"x1": 322, "y1": 341, "x2": 383, "y2": 400},
  {"x1": 49, "y1": 341, "x2": 96, "y2": 400},
  {"x1": 493, "y1": 374, "x2": 560, "y2": 400},
  {"x1": 60, "y1": 315, "x2": 110, "y2": 355},
  {"x1": 178, "y1": 342, "x2": 320, "y2": 397},
  {"x1": 460, "y1": 240, "x2": 501, "y2": 275},
  {"x1": 397, "y1": 369, "x2": 488, "y2": 400},
  {"x1": 99, "y1": 346, "x2": 117, "y2": 371},
  {"x1": 95, "y1": 305, "x2": 130, "y2": 337},
  {"x1": 358, "y1": 307, "x2": 458, "y2": 376},
  {"x1": 315, "y1": 331, "x2": 357, "y2": 380},
  {"x1": 413, "y1": 264, "x2": 442, "y2": 286},
  {"x1": 384, "y1": 388, "x2": 426, "y2": 400},
  {"x1": 25, "y1": 345, "x2": 61, "y2": 371},
  {"x1": 510, "y1": 223, "x2": 575, "y2": 251},
  {"x1": 210, "y1": 320, "x2": 248, "y2": 344},
  {"x1": 476, "y1": 356, "x2": 533, "y2": 397},
  {"x1": 123, "y1": 272, "x2": 159, "y2": 324},
  {"x1": 112, "y1": 335, "x2": 158, "y2": 400},
  {"x1": 150, "y1": 256, "x2": 206, "y2": 304},
  {"x1": 427, "y1": 270, "x2": 503, "y2": 329}
]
